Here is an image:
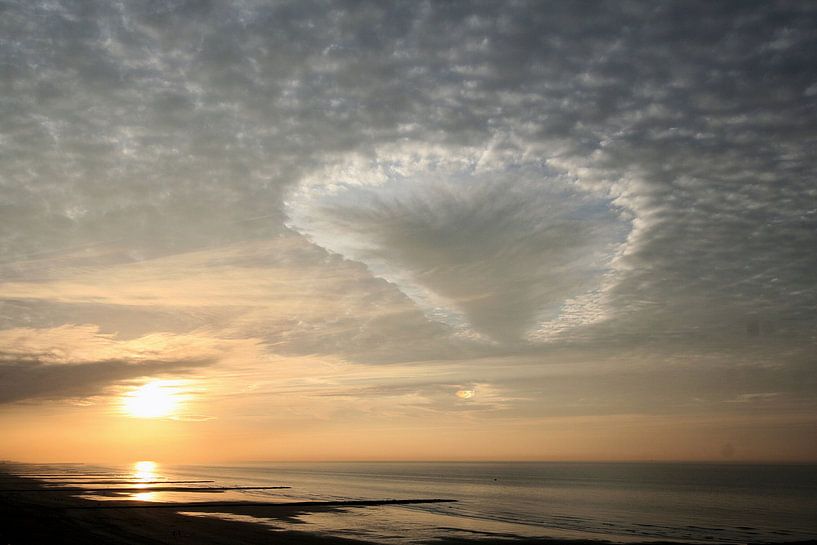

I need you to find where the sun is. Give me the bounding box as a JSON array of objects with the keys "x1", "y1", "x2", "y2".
[{"x1": 122, "y1": 380, "x2": 181, "y2": 418}]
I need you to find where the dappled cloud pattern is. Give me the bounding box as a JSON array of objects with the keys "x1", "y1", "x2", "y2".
[{"x1": 1, "y1": 1, "x2": 816, "y2": 461}]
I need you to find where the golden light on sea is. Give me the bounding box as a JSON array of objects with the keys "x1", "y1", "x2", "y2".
[
  {"x1": 131, "y1": 460, "x2": 159, "y2": 500},
  {"x1": 133, "y1": 460, "x2": 158, "y2": 480},
  {"x1": 122, "y1": 380, "x2": 182, "y2": 418}
]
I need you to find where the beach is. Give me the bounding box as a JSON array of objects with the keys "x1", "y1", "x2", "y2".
[
  {"x1": 0, "y1": 471, "x2": 370, "y2": 544},
  {"x1": 3, "y1": 463, "x2": 817, "y2": 545},
  {"x1": 0, "y1": 470, "x2": 615, "y2": 545}
]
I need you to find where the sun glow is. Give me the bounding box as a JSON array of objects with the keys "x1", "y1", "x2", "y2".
[
  {"x1": 122, "y1": 381, "x2": 182, "y2": 418},
  {"x1": 133, "y1": 460, "x2": 158, "y2": 480}
]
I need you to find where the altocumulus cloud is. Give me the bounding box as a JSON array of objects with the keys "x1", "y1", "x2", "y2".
[
  {"x1": 287, "y1": 149, "x2": 629, "y2": 342},
  {"x1": 0, "y1": 0, "x2": 815, "y2": 425}
]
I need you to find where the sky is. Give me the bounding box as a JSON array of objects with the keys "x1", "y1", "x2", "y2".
[{"x1": 1, "y1": 0, "x2": 816, "y2": 463}]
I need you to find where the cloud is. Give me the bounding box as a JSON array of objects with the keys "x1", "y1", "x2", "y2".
[
  {"x1": 287, "y1": 150, "x2": 628, "y2": 342},
  {"x1": 0, "y1": 0, "x2": 816, "y2": 441},
  {"x1": 0, "y1": 355, "x2": 213, "y2": 405},
  {"x1": 0, "y1": 325, "x2": 228, "y2": 405},
  {"x1": 171, "y1": 414, "x2": 216, "y2": 422},
  {"x1": 0, "y1": 235, "x2": 468, "y2": 364},
  {"x1": 2, "y1": 1, "x2": 815, "y2": 354}
]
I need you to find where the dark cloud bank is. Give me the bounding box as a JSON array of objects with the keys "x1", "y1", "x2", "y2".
[{"x1": 0, "y1": 352, "x2": 213, "y2": 405}]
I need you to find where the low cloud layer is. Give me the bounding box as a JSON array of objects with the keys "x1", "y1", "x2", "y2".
[
  {"x1": 0, "y1": 354, "x2": 212, "y2": 405},
  {"x1": 0, "y1": 326, "x2": 228, "y2": 404}
]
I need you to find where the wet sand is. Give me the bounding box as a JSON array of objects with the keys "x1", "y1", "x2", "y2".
[{"x1": 0, "y1": 471, "x2": 410, "y2": 545}]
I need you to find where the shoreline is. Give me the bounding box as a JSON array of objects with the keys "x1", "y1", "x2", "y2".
[
  {"x1": 1, "y1": 469, "x2": 814, "y2": 545},
  {"x1": 0, "y1": 471, "x2": 403, "y2": 545},
  {"x1": 0, "y1": 470, "x2": 591, "y2": 545}
]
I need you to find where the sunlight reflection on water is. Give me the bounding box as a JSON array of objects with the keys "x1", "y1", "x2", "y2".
[
  {"x1": 133, "y1": 460, "x2": 158, "y2": 482},
  {"x1": 129, "y1": 460, "x2": 160, "y2": 501},
  {"x1": 132, "y1": 491, "x2": 157, "y2": 501}
]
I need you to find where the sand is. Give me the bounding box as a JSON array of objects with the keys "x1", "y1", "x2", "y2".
[{"x1": 0, "y1": 471, "x2": 390, "y2": 544}]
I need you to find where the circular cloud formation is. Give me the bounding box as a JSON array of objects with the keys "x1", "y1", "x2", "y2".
[{"x1": 286, "y1": 146, "x2": 630, "y2": 343}]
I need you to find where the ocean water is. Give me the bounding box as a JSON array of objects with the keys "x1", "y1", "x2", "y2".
[{"x1": 20, "y1": 462, "x2": 817, "y2": 543}]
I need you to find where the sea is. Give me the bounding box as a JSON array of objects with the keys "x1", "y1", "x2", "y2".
[{"x1": 13, "y1": 461, "x2": 817, "y2": 543}]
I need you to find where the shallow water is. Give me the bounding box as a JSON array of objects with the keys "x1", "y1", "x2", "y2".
[{"x1": 17, "y1": 462, "x2": 817, "y2": 543}]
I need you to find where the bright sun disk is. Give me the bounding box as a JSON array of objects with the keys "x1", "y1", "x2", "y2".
[{"x1": 122, "y1": 381, "x2": 181, "y2": 418}]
